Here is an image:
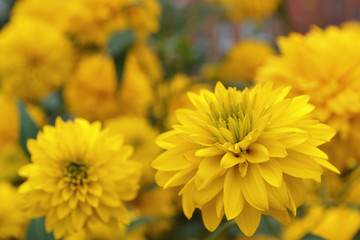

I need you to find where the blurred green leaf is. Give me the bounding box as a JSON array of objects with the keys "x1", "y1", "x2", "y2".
[
  {"x1": 25, "y1": 217, "x2": 55, "y2": 240},
  {"x1": 17, "y1": 100, "x2": 39, "y2": 158},
  {"x1": 128, "y1": 216, "x2": 155, "y2": 232},
  {"x1": 301, "y1": 233, "x2": 326, "y2": 240},
  {"x1": 108, "y1": 30, "x2": 135, "y2": 87}
]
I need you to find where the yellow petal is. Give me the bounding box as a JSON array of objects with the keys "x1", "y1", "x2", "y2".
[
  {"x1": 194, "y1": 176, "x2": 223, "y2": 206},
  {"x1": 152, "y1": 145, "x2": 193, "y2": 171},
  {"x1": 71, "y1": 208, "x2": 87, "y2": 230},
  {"x1": 239, "y1": 164, "x2": 269, "y2": 211},
  {"x1": 220, "y1": 152, "x2": 243, "y2": 168},
  {"x1": 277, "y1": 150, "x2": 323, "y2": 179},
  {"x1": 235, "y1": 203, "x2": 261, "y2": 237},
  {"x1": 163, "y1": 168, "x2": 197, "y2": 189},
  {"x1": 195, "y1": 146, "x2": 224, "y2": 157},
  {"x1": 223, "y1": 168, "x2": 244, "y2": 219},
  {"x1": 195, "y1": 157, "x2": 226, "y2": 190},
  {"x1": 181, "y1": 180, "x2": 196, "y2": 219},
  {"x1": 56, "y1": 202, "x2": 71, "y2": 219},
  {"x1": 265, "y1": 208, "x2": 291, "y2": 225},
  {"x1": 201, "y1": 198, "x2": 224, "y2": 232},
  {"x1": 257, "y1": 161, "x2": 283, "y2": 187},
  {"x1": 245, "y1": 143, "x2": 269, "y2": 163},
  {"x1": 257, "y1": 138, "x2": 288, "y2": 158}
]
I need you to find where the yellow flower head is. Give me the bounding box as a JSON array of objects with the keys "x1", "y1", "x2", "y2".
[
  {"x1": 0, "y1": 181, "x2": 26, "y2": 239},
  {"x1": 208, "y1": 0, "x2": 280, "y2": 21},
  {"x1": 64, "y1": 51, "x2": 153, "y2": 121},
  {"x1": 152, "y1": 82, "x2": 338, "y2": 236},
  {"x1": 105, "y1": 116, "x2": 160, "y2": 184},
  {"x1": 0, "y1": 17, "x2": 74, "y2": 101},
  {"x1": 256, "y1": 23, "x2": 360, "y2": 169},
  {"x1": 61, "y1": 0, "x2": 160, "y2": 46},
  {"x1": 19, "y1": 118, "x2": 142, "y2": 239},
  {"x1": 222, "y1": 39, "x2": 275, "y2": 81}
]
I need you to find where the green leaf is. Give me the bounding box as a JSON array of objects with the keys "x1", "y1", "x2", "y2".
[
  {"x1": 301, "y1": 233, "x2": 326, "y2": 240},
  {"x1": 25, "y1": 217, "x2": 55, "y2": 240},
  {"x1": 127, "y1": 216, "x2": 155, "y2": 232},
  {"x1": 108, "y1": 30, "x2": 135, "y2": 88},
  {"x1": 17, "y1": 100, "x2": 39, "y2": 157}
]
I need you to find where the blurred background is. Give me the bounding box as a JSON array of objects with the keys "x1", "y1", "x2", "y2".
[{"x1": 1, "y1": 0, "x2": 360, "y2": 239}]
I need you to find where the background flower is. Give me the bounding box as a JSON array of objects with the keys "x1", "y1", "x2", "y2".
[{"x1": 19, "y1": 118, "x2": 142, "y2": 239}]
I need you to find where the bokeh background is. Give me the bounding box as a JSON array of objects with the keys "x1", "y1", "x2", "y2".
[{"x1": 1, "y1": 0, "x2": 360, "y2": 239}]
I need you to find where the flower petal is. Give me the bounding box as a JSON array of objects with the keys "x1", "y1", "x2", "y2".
[
  {"x1": 257, "y1": 160, "x2": 283, "y2": 187},
  {"x1": 239, "y1": 164, "x2": 269, "y2": 211},
  {"x1": 235, "y1": 203, "x2": 261, "y2": 237},
  {"x1": 223, "y1": 167, "x2": 244, "y2": 219}
]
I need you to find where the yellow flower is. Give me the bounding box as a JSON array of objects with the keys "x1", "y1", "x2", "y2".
[
  {"x1": 152, "y1": 82, "x2": 338, "y2": 236},
  {"x1": 61, "y1": 0, "x2": 160, "y2": 46},
  {"x1": 11, "y1": 0, "x2": 67, "y2": 29},
  {"x1": 18, "y1": 118, "x2": 142, "y2": 239},
  {"x1": 0, "y1": 17, "x2": 74, "y2": 101},
  {"x1": 222, "y1": 39, "x2": 275, "y2": 82},
  {"x1": 105, "y1": 116, "x2": 160, "y2": 184},
  {"x1": 0, "y1": 181, "x2": 27, "y2": 239},
  {"x1": 208, "y1": 0, "x2": 280, "y2": 21},
  {"x1": 64, "y1": 51, "x2": 153, "y2": 121},
  {"x1": 283, "y1": 205, "x2": 360, "y2": 240},
  {"x1": 0, "y1": 94, "x2": 18, "y2": 148},
  {"x1": 154, "y1": 74, "x2": 211, "y2": 128},
  {"x1": 256, "y1": 23, "x2": 360, "y2": 169},
  {"x1": 0, "y1": 144, "x2": 28, "y2": 182},
  {"x1": 125, "y1": 188, "x2": 178, "y2": 240}
]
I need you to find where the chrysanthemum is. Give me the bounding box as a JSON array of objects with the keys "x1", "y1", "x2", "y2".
[
  {"x1": 0, "y1": 181, "x2": 26, "y2": 239},
  {"x1": 256, "y1": 23, "x2": 360, "y2": 169},
  {"x1": 64, "y1": 52, "x2": 153, "y2": 121},
  {"x1": 0, "y1": 17, "x2": 74, "y2": 101},
  {"x1": 152, "y1": 82, "x2": 338, "y2": 236},
  {"x1": 208, "y1": 0, "x2": 280, "y2": 21},
  {"x1": 19, "y1": 118, "x2": 142, "y2": 239},
  {"x1": 221, "y1": 39, "x2": 275, "y2": 82}
]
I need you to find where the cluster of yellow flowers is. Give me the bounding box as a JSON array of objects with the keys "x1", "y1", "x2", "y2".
[{"x1": 2, "y1": 0, "x2": 360, "y2": 239}]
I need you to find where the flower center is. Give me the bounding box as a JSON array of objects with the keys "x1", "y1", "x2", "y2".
[{"x1": 64, "y1": 162, "x2": 87, "y2": 185}]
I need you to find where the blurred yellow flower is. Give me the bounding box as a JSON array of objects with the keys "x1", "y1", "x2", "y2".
[
  {"x1": 11, "y1": 0, "x2": 66, "y2": 29},
  {"x1": 283, "y1": 205, "x2": 360, "y2": 240},
  {"x1": 19, "y1": 118, "x2": 142, "y2": 239},
  {"x1": 209, "y1": 0, "x2": 281, "y2": 21},
  {"x1": 152, "y1": 82, "x2": 338, "y2": 236},
  {"x1": 0, "y1": 181, "x2": 27, "y2": 239},
  {"x1": 0, "y1": 144, "x2": 28, "y2": 182},
  {"x1": 0, "y1": 94, "x2": 18, "y2": 148},
  {"x1": 222, "y1": 39, "x2": 275, "y2": 82},
  {"x1": 154, "y1": 74, "x2": 210, "y2": 128},
  {"x1": 256, "y1": 23, "x2": 360, "y2": 170},
  {"x1": 61, "y1": 0, "x2": 160, "y2": 46},
  {"x1": 105, "y1": 116, "x2": 160, "y2": 184},
  {"x1": 64, "y1": 51, "x2": 153, "y2": 121},
  {"x1": 0, "y1": 17, "x2": 74, "y2": 101},
  {"x1": 126, "y1": 188, "x2": 178, "y2": 240}
]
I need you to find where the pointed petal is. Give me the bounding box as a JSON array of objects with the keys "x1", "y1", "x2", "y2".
[
  {"x1": 235, "y1": 203, "x2": 261, "y2": 237},
  {"x1": 239, "y1": 164, "x2": 269, "y2": 211},
  {"x1": 258, "y1": 161, "x2": 283, "y2": 187},
  {"x1": 201, "y1": 198, "x2": 224, "y2": 232},
  {"x1": 224, "y1": 168, "x2": 244, "y2": 219}
]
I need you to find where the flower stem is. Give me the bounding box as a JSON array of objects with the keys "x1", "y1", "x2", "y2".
[
  {"x1": 264, "y1": 215, "x2": 282, "y2": 240},
  {"x1": 207, "y1": 220, "x2": 236, "y2": 240}
]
